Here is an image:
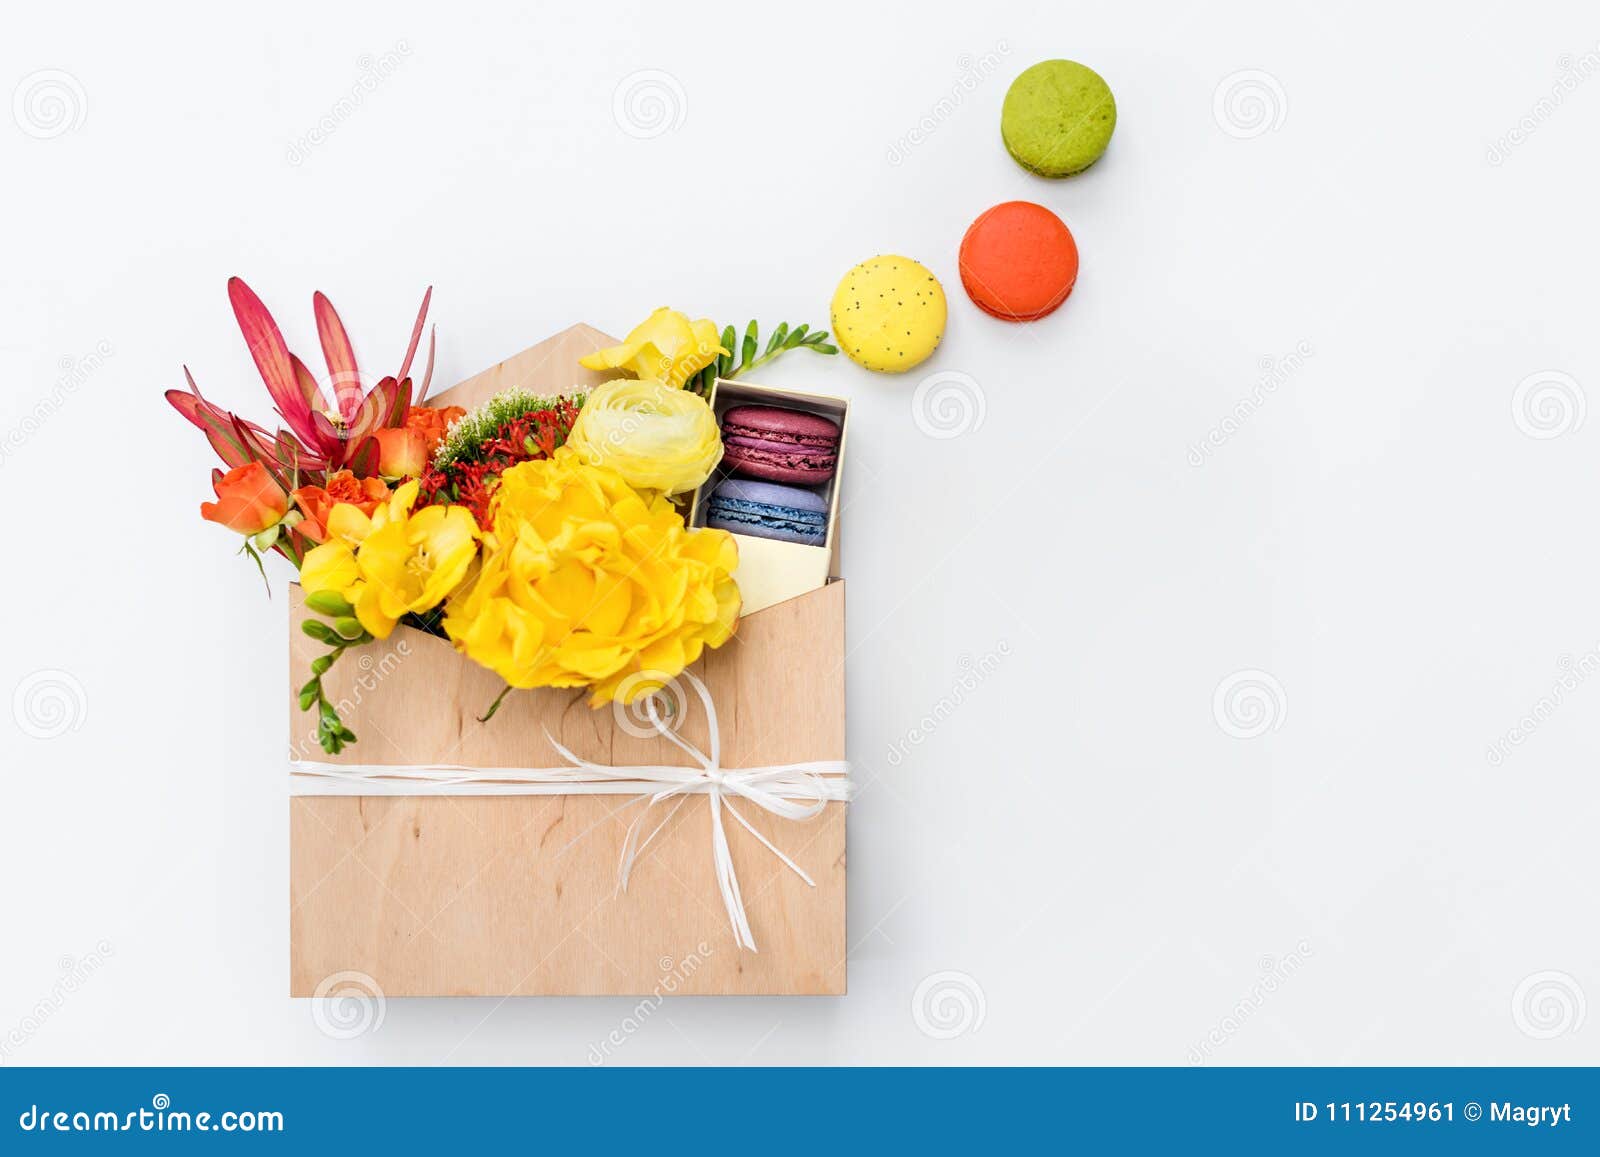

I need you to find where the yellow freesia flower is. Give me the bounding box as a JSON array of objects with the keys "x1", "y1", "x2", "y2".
[
  {"x1": 299, "y1": 480, "x2": 480, "y2": 639},
  {"x1": 444, "y1": 447, "x2": 740, "y2": 705},
  {"x1": 579, "y1": 307, "x2": 728, "y2": 389},
  {"x1": 565, "y1": 377, "x2": 723, "y2": 495}
]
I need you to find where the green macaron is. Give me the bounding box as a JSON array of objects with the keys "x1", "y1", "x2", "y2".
[{"x1": 1000, "y1": 59, "x2": 1116, "y2": 178}]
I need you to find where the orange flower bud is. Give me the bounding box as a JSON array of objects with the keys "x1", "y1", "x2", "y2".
[{"x1": 200, "y1": 462, "x2": 288, "y2": 535}]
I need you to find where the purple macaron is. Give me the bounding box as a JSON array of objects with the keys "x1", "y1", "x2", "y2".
[
  {"x1": 720, "y1": 405, "x2": 840, "y2": 485},
  {"x1": 705, "y1": 479, "x2": 828, "y2": 546}
]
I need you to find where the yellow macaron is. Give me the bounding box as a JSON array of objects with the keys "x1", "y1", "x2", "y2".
[{"x1": 829, "y1": 255, "x2": 946, "y2": 373}]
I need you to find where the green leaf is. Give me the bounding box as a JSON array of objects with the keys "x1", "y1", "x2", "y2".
[
  {"x1": 304, "y1": 590, "x2": 354, "y2": 618},
  {"x1": 718, "y1": 325, "x2": 736, "y2": 377},
  {"x1": 741, "y1": 321, "x2": 758, "y2": 370},
  {"x1": 787, "y1": 324, "x2": 809, "y2": 346},
  {"x1": 298, "y1": 688, "x2": 317, "y2": 712},
  {"x1": 301, "y1": 620, "x2": 337, "y2": 643},
  {"x1": 310, "y1": 654, "x2": 333, "y2": 676}
]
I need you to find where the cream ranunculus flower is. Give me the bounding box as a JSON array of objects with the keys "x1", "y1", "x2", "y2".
[
  {"x1": 565, "y1": 377, "x2": 723, "y2": 495},
  {"x1": 443, "y1": 447, "x2": 741, "y2": 706},
  {"x1": 579, "y1": 307, "x2": 728, "y2": 389}
]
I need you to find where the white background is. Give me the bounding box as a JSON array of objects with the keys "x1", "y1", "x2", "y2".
[{"x1": 4, "y1": 0, "x2": 1599, "y2": 1065}]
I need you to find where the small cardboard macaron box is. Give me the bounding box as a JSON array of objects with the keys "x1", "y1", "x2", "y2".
[{"x1": 688, "y1": 377, "x2": 849, "y2": 615}]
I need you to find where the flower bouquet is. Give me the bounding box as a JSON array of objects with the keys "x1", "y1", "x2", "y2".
[
  {"x1": 171, "y1": 282, "x2": 834, "y2": 754},
  {"x1": 171, "y1": 284, "x2": 850, "y2": 990}
]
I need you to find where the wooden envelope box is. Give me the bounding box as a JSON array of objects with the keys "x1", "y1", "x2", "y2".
[{"x1": 288, "y1": 325, "x2": 847, "y2": 996}]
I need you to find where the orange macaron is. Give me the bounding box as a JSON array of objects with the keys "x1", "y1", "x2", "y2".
[{"x1": 958, "y1": 201, "x2": 1079, "y2": 321}]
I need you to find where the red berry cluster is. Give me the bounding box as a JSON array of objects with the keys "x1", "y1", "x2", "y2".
[{"x1": 418, "y1": 397, "x2": 582, "y2": 528}]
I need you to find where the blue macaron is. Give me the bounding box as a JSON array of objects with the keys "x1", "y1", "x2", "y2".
[{"x1": 705, "y1": 479, "x2": 828, "y2": 546}]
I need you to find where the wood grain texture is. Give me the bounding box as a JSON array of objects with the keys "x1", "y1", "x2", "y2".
[{"x1": 288, "y1": 325, "x2": 848, "y2": 996}]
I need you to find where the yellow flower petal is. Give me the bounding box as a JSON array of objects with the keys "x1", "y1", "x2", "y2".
[{"x1": 577, "y1": 308, "x2": 728, "y2": 389}]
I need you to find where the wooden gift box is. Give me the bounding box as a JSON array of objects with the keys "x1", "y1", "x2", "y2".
[{"x1": 288, "y1": 325, "x2": 848, "y2": 996}]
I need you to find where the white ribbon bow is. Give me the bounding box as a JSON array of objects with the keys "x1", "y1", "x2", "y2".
[{"x1": 289, "y1": 672, "x2": 851, "y2": 952}]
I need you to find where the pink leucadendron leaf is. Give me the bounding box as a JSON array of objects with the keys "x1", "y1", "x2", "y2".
[
  {"x1": 313, "y1": 291, "x2": 364, "y2": 423},
  {"x1": 396, "y1": 286, "x2": 432, "y2": 384},
  {"x1": 228, "y1": 277, "x2": 320, "y2": 446}
]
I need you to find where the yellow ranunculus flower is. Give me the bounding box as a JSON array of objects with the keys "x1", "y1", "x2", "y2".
[
  {"x1": 444, "y1": 447, "x2": 741, "y2": 706},
  {"x1": 565, "y1": 377, "x2": 723, "y2": 495},
  {"x1": 299, "y1": 480, "x2": 480, "y2": 639},
  {"x1": 579, "y1": 307, "x2": 728, "y2": 389}
]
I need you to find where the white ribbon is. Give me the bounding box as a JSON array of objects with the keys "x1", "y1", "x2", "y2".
[{"x1": 289, "y1": 672, "x2": 851, "y2": 952}]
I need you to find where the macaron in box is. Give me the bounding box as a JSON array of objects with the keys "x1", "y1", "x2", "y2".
[{"x1": 690, "y1": 378, "x2": 849, "y2": 617}]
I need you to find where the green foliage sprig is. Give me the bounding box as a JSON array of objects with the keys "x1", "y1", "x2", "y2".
[
  {"x1": 297, "y1": 589, "x2": 372, "y2": 754},
  {"x1": 688, "y1": 321, "x2": 837, "y2": 395}
]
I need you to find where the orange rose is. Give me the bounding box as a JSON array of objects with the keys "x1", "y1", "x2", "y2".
[
  {"x1": 374, "y1": 426, "x2": 429, "y2": 479},
  {"x1": 291, "y1": 469, "x2": 390, "y2": 544},
  {"x1": 372, "y1": 405, "x2": 465, "y2": 480},
  {"x1": 200, "y1": 462, "x2": 288, "y2": 535},
  {"x1": 405, "y1": 404, "x2": 465, "y2": 448}
]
